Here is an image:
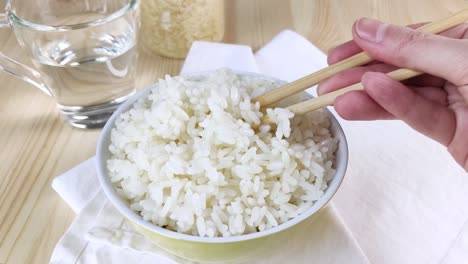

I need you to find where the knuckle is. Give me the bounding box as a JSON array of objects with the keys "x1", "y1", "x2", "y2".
[
  {"x1": 393, "y1": 31, "x2": 427, "y2": 66},
  {"x1": 461, "y1": 23, "x2": 468, "y2": 38},
  {"x1": 457, "y1": 69, "x2": 468, "y2": 87},
  {"x1": 454, "y1": 51, "x2": 468, "y2": 85},
  {"x1": 397, "y1": 102, "x2": 414, "y2": 119},
  {"x1": 396, "y1": 31, "x2": 421, "y2": 49},
  {"x1": 459, "y1": 85, "x2": 468, "y2": 103},
  {"x1": 395, "y1": 32, "x2": 417, "y2": 50}
]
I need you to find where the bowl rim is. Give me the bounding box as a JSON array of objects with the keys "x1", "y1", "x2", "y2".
[{"x1": 96, "y1": 70, "x2": 348, "y2": 243}]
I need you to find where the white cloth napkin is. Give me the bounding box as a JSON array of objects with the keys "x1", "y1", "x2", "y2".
[
  {"x1": 255, "y1": 30, "x2": 327, "y2": 84},
  {"x1": 50, "y1": 30, "x2": 369, "y2": 264},
  {"x1": 332, "y1": 119, "x2": 468, "y2": 264},
  {"x1": 180, "y1": 41, "x2": 259, "y2": 74}
]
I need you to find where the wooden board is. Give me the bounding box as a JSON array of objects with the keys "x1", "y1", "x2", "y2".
[{"x1": 1, "y1": 0, "x2": 467, "y2": 263}]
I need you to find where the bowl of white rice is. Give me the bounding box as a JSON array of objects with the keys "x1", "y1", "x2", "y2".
[{"x1": 96, "y1": 69, "x2": 348, "y2": 263}]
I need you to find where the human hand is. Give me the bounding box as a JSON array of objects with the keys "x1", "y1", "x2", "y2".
[{"x1": 318, "y1": 18, "x2": 468, "y2": 170}]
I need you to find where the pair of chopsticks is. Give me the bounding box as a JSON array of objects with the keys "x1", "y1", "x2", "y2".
[{"x1": 255, "y1": 8, "x2": 468, "y2": 126}]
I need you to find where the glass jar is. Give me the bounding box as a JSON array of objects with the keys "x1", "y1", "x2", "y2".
[{"x1": 140, "y1": 0, "x2": 225, "y2": 59}]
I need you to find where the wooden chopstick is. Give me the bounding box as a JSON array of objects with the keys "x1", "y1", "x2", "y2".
[
  {"x1": 259, "y1": 68, "x2": 422, "y2": 127},
  {"x1": 254, "y1": 8, "x2": 468, "y2": 108},
  {"x1": 286, "y1": 68, "x2": 421, "y2": 114}
]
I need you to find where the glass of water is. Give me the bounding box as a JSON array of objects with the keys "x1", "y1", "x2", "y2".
[{"x1": 0, "y1": 0, "x2": 140, "y2": 128}]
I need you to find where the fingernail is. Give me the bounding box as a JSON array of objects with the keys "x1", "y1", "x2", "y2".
[{"x1": 356, "y1": 18, "x2": 387, "y2": 43}]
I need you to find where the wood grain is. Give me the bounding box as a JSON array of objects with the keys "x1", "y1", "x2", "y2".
[{"x1": 1, "y1": 1, "x2": 467, "y2": 263}]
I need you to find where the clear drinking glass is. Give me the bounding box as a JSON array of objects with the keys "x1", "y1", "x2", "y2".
[{"x1": 0, "y1": 0, "x2": 140, "y2": 128}]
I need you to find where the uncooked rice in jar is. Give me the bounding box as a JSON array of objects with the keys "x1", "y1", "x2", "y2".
[
  {"x1": 107, "y1": 69, "x2": 337, "y2": 237},
  {"x1": 140, "y1": 0, "x2": 224, "y2": 58}
]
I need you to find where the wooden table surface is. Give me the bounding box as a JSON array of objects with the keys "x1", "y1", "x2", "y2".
[{"x1": 1, "y1": 0, "x2": 467, "y2": 263}]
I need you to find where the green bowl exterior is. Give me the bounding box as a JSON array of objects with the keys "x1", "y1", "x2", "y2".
[{"x1": 129, "y1": 205, "x2": 327, "y2": 263}]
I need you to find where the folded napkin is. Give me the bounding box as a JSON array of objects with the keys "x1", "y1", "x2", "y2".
[
  {"x1": 50, "y1": 30, "x2": 369, "y2": 264},
  {"x1": 332, "y1": 120, "x2": 468, "y2": 264}
]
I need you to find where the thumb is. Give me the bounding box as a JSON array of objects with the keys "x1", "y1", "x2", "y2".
[{"x1": 352, "y1": 18, "x2": 468, "y2": 87}]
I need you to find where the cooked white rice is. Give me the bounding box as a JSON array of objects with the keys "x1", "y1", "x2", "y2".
[{"x1": 107, "y1": 69, "x2": 337, "y2": 237}]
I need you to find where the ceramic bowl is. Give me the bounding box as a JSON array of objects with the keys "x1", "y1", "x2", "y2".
[{"x1": 96, "y1": 71, "x2": 348, "y2": 263}]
